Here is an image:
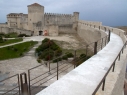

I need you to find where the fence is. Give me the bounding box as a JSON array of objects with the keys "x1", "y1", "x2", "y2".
[
  {"x1": 27, "y1": 32, "x2": 110, "y2": 95},
  {"x1": 0, "y1": 74, "x2": 20, "y2": 95},
  {"x1": 0, "y1": 31, "x2": 110, "y2": 95},
  {"x1": 92, "y1": 40, "x2": 127, "y2": 95}
]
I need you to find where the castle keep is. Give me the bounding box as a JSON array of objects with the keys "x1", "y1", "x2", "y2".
[{"x1": 6, "y1": 3, "x2": 79, "y2": 36}]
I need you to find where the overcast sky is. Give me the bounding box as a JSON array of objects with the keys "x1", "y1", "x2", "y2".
[{"x1": 0, "y1": 0, "x2": 127, "y2": 26}]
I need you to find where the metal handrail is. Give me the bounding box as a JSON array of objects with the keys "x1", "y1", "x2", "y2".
[{"x1": 92, "y1": 41, "x2": 127, "y2": 95}]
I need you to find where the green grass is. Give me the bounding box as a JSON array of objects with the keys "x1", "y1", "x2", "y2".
[
  {"x1": 0, "y1": 41, "x2": 38, "y2": 60},
  {"x1": 0, "y1": 38, "x2": 23, "y2": 46},
  {"x1": 0, "y1": 33, "x2": 18, "y2": 38}
]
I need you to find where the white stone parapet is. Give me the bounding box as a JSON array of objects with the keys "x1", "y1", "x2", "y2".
[{"x1": 36, "y1": 28, "x2": 126, "y2": 95}]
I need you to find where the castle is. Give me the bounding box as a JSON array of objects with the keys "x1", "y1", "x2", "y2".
[{"x1": 6, "y1": 3, "x2": 79, "y2": 36}]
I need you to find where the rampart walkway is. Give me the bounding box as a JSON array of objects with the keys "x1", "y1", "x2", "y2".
[{"x1": 36, "y1": 32, "x2": 124, "y2": 95}]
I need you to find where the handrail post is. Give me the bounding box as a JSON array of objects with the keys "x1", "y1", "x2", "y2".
[
  {"x1": 20, "y1": 73, "x2": 29, "y2": 95},
  {"x1": 17, "y1": 74, "x2": 21, "y2": 95},
  {"x1": 28, "y1": 70, "x2": 31, "y2": 95},
  {"x1": 118, "y1": 52, "x2": 121, "y2": 61},
  {"x1": 102, "y1": 78, "x2": 106, "y2": 91},
  {"x1": 105, "y1": 36, "x2": 108, "y2": 46},
  {"x1": 74, "y1": 50, "x2": 77, "y2": 68},
  {"x1": 86, "y1": 45, "x2": 88, "y2": 56},
  {"x1": 94, "y1": 42, "x2": 97, "y2": 55},
  {"x1": 108, "y1": 30, "x2": 111, "y2": 42},
  {"x1": 101, "y1": 38, "x2": 103, "y2": 50},
  {"x1": 99, "y1": 26, "x2": 100, "y2": 30},
  {"x1": 57, "y1": 60, "x2": 59, "y2": 80},
  {"x1": 112, "y1": 61, "x2": 116, "y2": 72}
]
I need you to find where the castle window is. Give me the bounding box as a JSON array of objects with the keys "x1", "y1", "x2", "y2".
[{"x1": 30, "y1": 19, "x2": 31, "y2": 21}]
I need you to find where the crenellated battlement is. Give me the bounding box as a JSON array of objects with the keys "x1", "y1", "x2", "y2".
[{"x1": 44, "y1": 12, "x2": 72, "y2": 17}]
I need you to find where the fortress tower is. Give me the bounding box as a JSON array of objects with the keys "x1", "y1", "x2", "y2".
[
  {"x1": 27, "y1": 3, "x2": 44, "y2": 35},
  {"x1": 73, "y1": 12, "x2": 79, "y2": 22}
]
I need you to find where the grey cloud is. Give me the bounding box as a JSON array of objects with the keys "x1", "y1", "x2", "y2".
[{"x1": 0, "y1": 0, "x2": 127, "y2": 26}]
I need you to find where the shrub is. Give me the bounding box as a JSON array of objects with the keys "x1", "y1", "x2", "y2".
[
  {"x1": 53, "y1": 59, "x2": 58, "y2": 63},
  {"x1": 7, "y1": 46, "x2": 11, "y2": 50},
  {"x1": 37, "y1": 59, "x2": 42, "y2": 63},
  {"x1": 42, "y1": 38, "x2": 50, "y2": 43},
  {"x1": 14, "y1": 48, "x2": 18, "y2": 52},
  {"x1": 62, "y1": 55, "x2": 68, "y2": 60},
  {"x1": 58, "y1": 57, "x2": 62, "y2": 61},
  {"x1": 50, "y1": 44, "x2": 59, "y2": 50},
  {"x1": 66, "y1": 53, "x2": 74, "y2": 58},
  {"x1": 80, "y1": 54, "x2": 86, "y2": 58},
  {"x1": 0, "y1": 36, "x2": 3, "y2": 43},
  {"x1": 44, "y1": 54, "x2": 53, "y2": 61},
  {"x1": 4, "y1": 34, "x2": 10, "y2": 38},
  {"x1": 0, "y1": 33, "x2": 5, "y2": 36},
  {"x1": 39, "y1": 49, "x2": 54, "y2": 59},
  {"x1": 19, "y1": 53, "x2": 23, "y2": 56},
  {"x1": 55, "y1": 49, "x2": 62, "y2": 56},
  {"x1": 18, "y1": 34, "x2": 29, "y2": 37},
  {"x1": 53, "y1": 57, "x2": 62, "y2": 63}
]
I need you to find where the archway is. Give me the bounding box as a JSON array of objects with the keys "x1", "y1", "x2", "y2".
[{"x1": 39, "y1": 31, "x2": 43, "y2": 35}]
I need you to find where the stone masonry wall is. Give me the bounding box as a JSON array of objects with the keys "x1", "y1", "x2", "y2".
[{"x1": 77, "y1": 21, "x2": 106, "y2": 44}]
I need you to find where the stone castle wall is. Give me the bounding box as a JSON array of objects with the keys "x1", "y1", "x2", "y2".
[
  {"x1": 0, "y1": 27, "x2": 32, "y2": 36},
  {"x1": 0, "y1": 23, "x2": 8, "y2": 27},
  {"x1": 44, "y1": 13, "x2": 73, "y2": 25},
  {"x1": 77, "y1": 20, "x2": 107, "y2": 44}
]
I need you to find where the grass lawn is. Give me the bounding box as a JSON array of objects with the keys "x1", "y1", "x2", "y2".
[
  {"x1": 0, "y1": 38, "x2": 23, "y2": 46},
  {"x1": 0, "y1": 33, "x2": 18, "y2": 38},
  {"x1": 0, "y1": 41, "x2": 38, "y2": 60}
]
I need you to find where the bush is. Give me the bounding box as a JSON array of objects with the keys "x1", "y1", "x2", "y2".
[
  {"x1": 18, "y1": 34, "x2": 29, "y2": 37},
  {"x1": 66, "y1": 53, "x2": 74, "y2": 58},
  {"x1": 42, "y1": 38, "x2": 50, "y2": 43},
  {"x1": 4, "y1": 34, "x2": 10, "y2": 38},
  {"x1": 0, "y1": 33, "x2": 5, "y2": 36},
  {"x1": 80, "y1": 54, "x2": 86, "y2": 58},
  {"x1": 13, "y1": 48, "x2": 18, "y2": 52},
  {"x1": 53, "y1": 59, "x2": 58, "y2": 63},
  {"x1": 62, "y1": 55, "x2": 68, "y2": 60},
  {"x1": 50, "y1": 44, "x2": 59, "y2": 50},
  {"x1": 39, "y1": 49, "x2": 54, "y2": 59},
  {"x1": 53, "y1": 57, "x2": 62, "y2": 63},
  {"x1": 19, "y1": 53, "x2": 23, "y2": 56},
  {"x1": 37, "y1": 59, "x2": 42, "y2": 63},
  {"x1": 0, "y1": 36, "x2": 3, "y2": 43},
  {"x1": 58, "y1": 57, "x2": 62, "y2": 61},
  {"x1": 55, "y1": 49, "x2": 62, "y2": 56},
  {"x1": 44, "y1": 54, "x2": 53, "y2": 61},
  {"x1": 7, "y1": 46, "x2": 11, "y2": 50}
]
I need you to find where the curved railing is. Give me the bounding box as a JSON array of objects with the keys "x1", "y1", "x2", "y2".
[{"x1": 36, "y1": 24, "x2": 127, "y2": 95}]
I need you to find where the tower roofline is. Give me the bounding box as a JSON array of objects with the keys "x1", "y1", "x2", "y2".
[{"x1": 27, "y1": 3, "x2": 43, "y2": 7}]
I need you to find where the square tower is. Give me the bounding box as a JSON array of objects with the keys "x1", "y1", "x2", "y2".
[{"x1": 28, "y1": 3, "x2": 44, "y2": 35}]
